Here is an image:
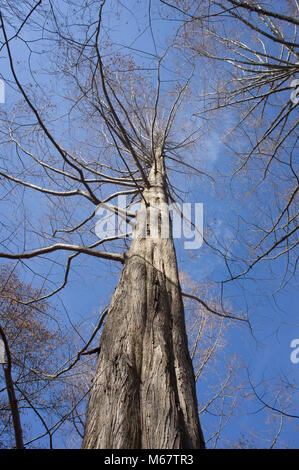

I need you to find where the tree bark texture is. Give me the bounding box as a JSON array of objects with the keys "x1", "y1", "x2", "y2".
[{"x1": 82, "y1": 150, "x2": 205, "y2": 449}]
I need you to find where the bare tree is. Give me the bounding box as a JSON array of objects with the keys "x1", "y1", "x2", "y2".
[
  {"x1": 0, "y1": 0, "x2": 230, "y2": 449},
  {"x1": 0, "y1": 264, "x2": 66, "y2": 448},
  {"x1": 0, "y1": 0, "x2": 295, "y2": 450}
]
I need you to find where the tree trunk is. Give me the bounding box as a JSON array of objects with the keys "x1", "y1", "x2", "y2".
[{"x1": 82, "y1": 149, "x2": 205, "y2": 449}]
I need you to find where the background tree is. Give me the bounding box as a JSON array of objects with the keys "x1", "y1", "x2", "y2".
[
  {"x1": 0, "y1": 263, "x2": 65, "y2": 448},
  {"x1": 0, "y1": 262, "x2": 104, "y2": 448}
]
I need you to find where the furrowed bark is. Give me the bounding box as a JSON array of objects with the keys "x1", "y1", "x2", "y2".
[{"x1": 82, "y1": 149, "x2": 205, "y2": 449}]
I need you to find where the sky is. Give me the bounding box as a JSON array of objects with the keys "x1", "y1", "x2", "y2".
[{"x1": 0, "y1": 0, "x2": 298, "y2": 449}]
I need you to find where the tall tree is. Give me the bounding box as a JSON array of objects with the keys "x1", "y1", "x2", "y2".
[
  {"x1": 0, "y1": 0, "x2": 218, "y2": 449},
  {"x1": 82, "y1": 145, "x2": 205, "y2": 448},
  {"x1": 0, "y1": 0, "x2": 296, "y2": 449}
]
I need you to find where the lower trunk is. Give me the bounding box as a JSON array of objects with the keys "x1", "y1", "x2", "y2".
[{"x1": 82, "y1": 155, "x2": 205, "y2": 449}]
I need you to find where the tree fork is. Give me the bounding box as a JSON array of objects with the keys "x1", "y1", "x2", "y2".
[{"x1": 82, "y1": 150, "x2": 205, "y2": 449}]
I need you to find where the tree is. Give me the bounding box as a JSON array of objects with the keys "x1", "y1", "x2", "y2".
[
  {"x1": 0, "y1": 264, "x2": 64, "y2": 448},
  {"x1": 0, "y1": 0, "x2": 297, "y2": 449},
  {"x1": 82, "y1": 143, "x2": 206, "y2": 448},
  {"x1": 0, "y1": 0, "x2": 214, "y2": 449},
  {"x1": 161, "y1": 0, "x2": 298, "y2": 291},
  {"x1": 0, "y1": 262, "x2": 105, "y2": 448}
]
